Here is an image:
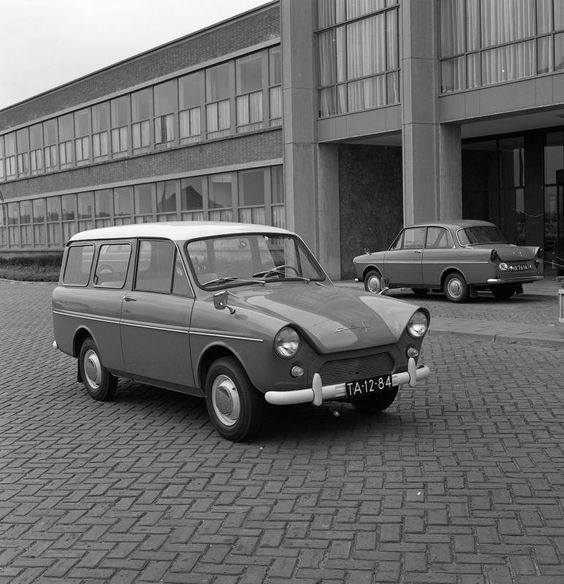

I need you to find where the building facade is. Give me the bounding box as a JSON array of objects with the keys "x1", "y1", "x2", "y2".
[{"x1": 1, "y1": 0, "x2": 563, "y2": 277}]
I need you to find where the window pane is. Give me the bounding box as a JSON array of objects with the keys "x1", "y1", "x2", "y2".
[
  {"x1": 17, "y1": 128, "x2": 29, "y2": 152},
  {"x1": 346, "y1": 0, "x2": 385, "y2": 19},
  {"x1": 347, "y1": 14, "x2": 386, "y2": 78},
  {"x1": 74, "y1": 109, "x2": 90, "y2": 137},
  {"x1": 33, "y1": 199, "x2": 46, "y2": 222},
  {"x1": 402, "y1": 227, "x2": 426, "y2": 248},
  {"x1": 95, "y1": 189, "x2": 112, "y2": 218},
  {"x1": 154, "y1": 80, "x2": 177, "y2": 115},
  {"x1": 440, "y1": 0, "x2": 465, "y2": 57},
  {"x1": 156, "y1": 180, "x2": 178, "y2": 213},
  {"x1": 132, "y1": 88, "x2": 153, "y2": 121},
  {"x1": 47, "y1": 197, "x2": 61, "y2": 221},
  {"x1": 181, "y1": 177, "x2": 204, "y2": 211},
  {"x1": 58, "y1": 114, "x2": 74, "y2": 141},
  {"x1": 269, "y1": 47, "x2": 281, "y2": 84},
  {"x1": 207, "y1": 63, "x2": 231, "y2": 101},
  {"x1": 237, "y1": 53, "x2": 263, "y2": 93},
  {"x1": 43, "y1": 119, "x2": 57, "y2": 145},
  {"x1": 426, "y1": 227, "x2": 451, "y2": 248},
  {"x1": 556, "y1": 33, "x2": 564, "y2": 70},
  {"x1": 63, "y1": 245, "x2": 94, "y2": 286},
  {"x1": 92, "y1": 102, "x2": 110, "y2": 131},
  {"x1": 318, "y1": 30, "x2": 337, "y2": 85},
  {"x1": 111, "y1": 95, "x2": 130, "y2": 126},
  {"x1": 19, "y1": 201, "x2": 32, "y2": 223},
  {"x1": 4, "y1": 133, "x2": 15, "y2": 155},
  {"x1": 239, "y1": 169, "x2": 265, "y2": 206},
  {"x1": 62, "y1": 194, "x2": 77, "y2": 220},
  {"x1": 135, "y1": 239, "x2": 174, "y2": 293},
  {"x1": 271, "y1": 166, "x2": 284, "y2": 204},
  {"x1": 209, "y1": 173, "x2": 233, "y2": 208},
  {"x1": 172, "y1": 251, "x2": 190, "y2": 296},
  {"x1": 135, "y1": 183, "x2": 155, "y2": 214},
  {"x1": 77, "y1": 192, "x2": 94, "y2": 219},
  {"x1": 480, "y1": 0, "x2": 535, "y2": 47},
  {"x1": 179, "y1": 72, "x2": 202, "y2": 109},
  {"x1": 114, "y1": 187, "x2": 133, "y2": 216},
  {"x1": 95, "y1": 243, "x2": 131, "y2": 288},
  {"x1": 30, "y1": 124, "x2": 42, "y2": 149}
]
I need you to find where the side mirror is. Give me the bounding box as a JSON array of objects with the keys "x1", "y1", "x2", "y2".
[{"x1": 213, "y1": 290, "x2": 235, "y2": 314}]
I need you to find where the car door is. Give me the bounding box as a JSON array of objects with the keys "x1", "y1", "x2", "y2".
[
  {"x1": 421, "y1": 226, "x2": 454, "y2": 286},
  {"x1": 384, "y1": 227, "x2": 425, "y2": 286},
  {"x1": 120, "y1": 238, "x2": 195, "y2": 387}
]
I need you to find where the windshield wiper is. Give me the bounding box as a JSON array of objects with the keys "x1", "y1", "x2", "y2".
[
  {"x1": 203, "y1": 276, "x2": 265, "y2": 288},
  {"x1": 264, "y1": 275, "x2": 311, "y2": 283}
]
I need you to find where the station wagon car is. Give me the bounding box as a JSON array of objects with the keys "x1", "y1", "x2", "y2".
[
  {"x1": 353, "y1": 220, "x2": 543, "y2": 303},
  {"x1": 52, "y1": 222, "x2": 431, "y2": 441}
]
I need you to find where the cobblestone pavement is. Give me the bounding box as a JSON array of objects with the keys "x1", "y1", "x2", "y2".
[{"x1": 1, "y1": 280, "x2": 563, "y2": 583}]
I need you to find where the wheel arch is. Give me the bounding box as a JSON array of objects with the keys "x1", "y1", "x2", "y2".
[
  {"x1": 440, "y1": 267, "x2": 467, "y2": 288},
  {"x1": 362, "y1": 265, "x2": 382, "y2": 280},
  {"x1": 72, "y1": 326, "x2": 96, "y2": 358},
  {"x1": 197, "y1": 344, "x2": 245, "y2": 389}
]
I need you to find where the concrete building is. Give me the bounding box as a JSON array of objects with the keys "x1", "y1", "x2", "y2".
[{"x1": 1, "y1": 0, "x2": 563, "y2": 277}]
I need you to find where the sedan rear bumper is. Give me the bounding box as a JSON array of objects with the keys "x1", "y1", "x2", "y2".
[
  {"x1": 487, "y1": 276, "x2": 543, "y2": 285},
  {"x1": 265, "y1": 357, "x2": 430, "y2": 406}
]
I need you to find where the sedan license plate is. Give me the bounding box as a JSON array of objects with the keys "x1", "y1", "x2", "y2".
[{"x1": 345, "y1": 374, "x2": 393, "y2": 397}]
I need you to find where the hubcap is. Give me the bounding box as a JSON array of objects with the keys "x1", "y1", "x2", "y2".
[
  {"x1": 447, "y1": 278, "x2": 463, "y2": 299},
  {"x1": 84, "y1": 349, "x2": 102, "y2": 389},
  {"x1": 211, "y1": 374, "x2": 241, "y2": 427},
  {"x1": 366, "y1": 275, "x2": 381, "y2": 293}
]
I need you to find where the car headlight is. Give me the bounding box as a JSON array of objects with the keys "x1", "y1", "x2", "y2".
[
  {"x1": 274, "y1": 326, "x2": 300, "y2": 358},
  {"x1": 407, "y1": 311, "x2": 428, "y2": 338}
]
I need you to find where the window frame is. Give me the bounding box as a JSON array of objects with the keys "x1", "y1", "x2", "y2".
[
  {"x1": 62, "y1": 243, "x2": 95, "y2": 287},
  {"x1": 93, "y1": 241, "x2": 132, "y2": 289}
]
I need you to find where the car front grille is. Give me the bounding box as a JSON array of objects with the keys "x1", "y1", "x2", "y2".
[{"x1": 319, "y1": 353, "x2": 394, "y2": 385}]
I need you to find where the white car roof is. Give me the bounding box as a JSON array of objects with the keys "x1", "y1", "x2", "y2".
[{"x1": 68, "y1": 221, "x2": 293, "y2": 243}]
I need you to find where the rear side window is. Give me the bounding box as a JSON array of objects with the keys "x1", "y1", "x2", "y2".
[
  {"x1": 426, "y1": 227, "x2": 452, "y2": 249},
  {"x1": 63, "y1": 244, "x2": 94, "y2": 286},
  {"x1": 94, "y1": 243, "x2": 131, "y2": 288},
  {"x1": 135, "y1": 239, "x2": 175, "y2": 293}
]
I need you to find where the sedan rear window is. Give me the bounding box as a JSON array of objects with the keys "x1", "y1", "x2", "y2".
[{"x1": 458, "y1": 226, "x2": 507, "y2": 245}]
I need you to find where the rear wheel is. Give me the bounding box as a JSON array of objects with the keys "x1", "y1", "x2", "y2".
[
  {"x1": 350, "y1": 387, "x2": 399, "y2": 414},
  {"x1": 205, "y1": 357, "x2": 264, "y2": 441},
  {"x1": 443, "y1": 272, "x2": 469, "y2": 303},
  {"x1": 411, "y1": 288, "x2": 430, "y2": 297},
  {"x1": 491, "y1": 285, "x2": 516, "y2": 300},
  {"x1": 78, "y1": 338, "x2": 117, "y2": 401},
  {"x1": 364, "y1": 269, "x2": 383, "y2": 293}
]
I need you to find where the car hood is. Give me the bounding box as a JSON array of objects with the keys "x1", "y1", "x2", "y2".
[
  {"x1": 472, "y1": 244, "x2": 538, "y2": 261},
  {"x1": 231, "y1": 284, "x2": 423, "y2": 353}
]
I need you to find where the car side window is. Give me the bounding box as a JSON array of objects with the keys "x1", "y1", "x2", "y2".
[
  {"x1": 425, "y1": 227, "x2": 452, "y2": 249},
  {"x1": 94, "y1": 243, "x2": 131, "y2": 288},
  {"x1": 172, "y1": 249, "x2": 191, "y2": 296},
  {"x1": 135, "y1": 239, "x2": 175, "y2": 294},
  {"x1": 63, "y1": 244, "x2": 94, "y2": 286},
  {"x1": 402, "y1": 227, "x2": 426, "y2": 249}
]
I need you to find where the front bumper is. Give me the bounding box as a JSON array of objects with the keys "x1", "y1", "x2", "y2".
[{"x1": 265, "y1": 357, "x2": 430, "y2": 406}]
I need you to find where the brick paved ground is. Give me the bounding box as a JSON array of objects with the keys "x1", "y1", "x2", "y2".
[{"x1": 0, "y1": 280, "x2": 563, "y2": 583}]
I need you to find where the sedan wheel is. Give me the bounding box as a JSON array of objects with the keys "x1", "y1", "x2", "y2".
[
  {"x1": 205, "y1": 357, "x2": 263, "y2": 441},
  {"x1": 443, "y1": 273, "x2": 469, "y2": 303},
  {"x1": 79, "y1": 338, "x2": 117, "y2": 401},
  {"x1": 364, "y1": 270, "x2": 382, "y2": 293}
]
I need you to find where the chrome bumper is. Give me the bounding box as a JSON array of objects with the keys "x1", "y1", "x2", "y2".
[
  {"x1": 265, "y1": 357, "x2": 430, "y2": 406},
  {"x1": 486, "y1": 276, "x2": 543, "y2": 284}
]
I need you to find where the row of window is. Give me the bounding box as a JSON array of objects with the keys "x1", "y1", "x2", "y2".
[
  {"x1": 65, "y1": 240, "x2": 190, "y2": 297},
  {"x1": 317, "y1": 1, "x2": 400, "y2": 117},
  {"x1": 0, "y1": 47, "x2": 282, "y2": 182},
  {"x1": 440, "y1": 0, "x2": 564, "y2": 92},
  {"x1": 0, "y1": 165, "x2": 284, "y2": 249}
]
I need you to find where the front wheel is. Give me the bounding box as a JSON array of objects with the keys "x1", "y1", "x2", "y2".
[
  {"x1": 364, "y1": 269, "x2": 383, "y2": 293},
  {"x1": 78, "y1": 338, "x2": 117, "y2": 401},
  {"x1": 350, "y1": 387, "x2": 399, "y2": 414},
  {"x1": 443, "y1": 272, "x2": 469, "y2": 303},
  {"x1": 205, "y1": 357, "x2": 264, "y2": 441}
]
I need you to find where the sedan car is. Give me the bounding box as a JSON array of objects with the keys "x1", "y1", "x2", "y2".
[
  {"x1": 52, "y1": 222, "x2": 431, "y2": 441},
  {"x1": 353, "y1": 220, "x2": 543, "y2": 303}
]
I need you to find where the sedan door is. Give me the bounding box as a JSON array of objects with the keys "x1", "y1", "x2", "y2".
[
  {"x1": 121, "y1": 239, "x2": 195, "y2": 387},
  {"x1": 421, "y1": 226, "x2": 455, "y2": 287},
  {"x1": 384, "y1": 227, "x2": 426, "y2": 286}
]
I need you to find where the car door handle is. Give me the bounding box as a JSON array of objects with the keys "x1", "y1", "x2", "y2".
[
  {"x1": 123, "y1": 296, "x2": 137, "y2": 302},
  {"x1": 414, "y1": 250, "x2": 422, "y2": 254}
]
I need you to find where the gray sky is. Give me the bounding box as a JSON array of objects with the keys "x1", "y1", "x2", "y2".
[{"x1": 0, "y1": 0, "x2": 269, "y2": 110}]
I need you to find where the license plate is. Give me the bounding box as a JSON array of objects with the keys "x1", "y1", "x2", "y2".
[{"x1": 345, "y1": 374, "x2": 393, "y2": 397}]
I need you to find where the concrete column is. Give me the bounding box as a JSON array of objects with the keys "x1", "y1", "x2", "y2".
[
  {"x1": 280, "y1": 0, "x2": 341, "y2": 278},
  {"x1": 401, "y1": 0, "x2": 462, "y2": 224}
]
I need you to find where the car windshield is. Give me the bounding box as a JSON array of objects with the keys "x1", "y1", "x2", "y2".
[
  {"x1": 186, "y1": 233, "x2": 327, "y2": 289},
  {"x1": 458, "y1": 225, "x2": 508, "y2": 245}
]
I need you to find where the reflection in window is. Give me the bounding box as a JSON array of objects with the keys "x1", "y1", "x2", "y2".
[
  {"x1": 134, "y1": 183, "x2": 155, "y2": 221},
  {"x1": 64, "y1": 245, "x2": 94, "y2": 286},
  {"x1": 179, "y1": 72, "x2": 202, "y2": 142},
  {"x1": 206, "y1": 63, "x2": 231, "y2": 138},
  {"x1": 135, "y1": 239, "x2": 175, "y2": 293},
  {"x1": 30, "y1": 124, "x2": 43, "y2": 174},
  {"x1": 33, "y1": 198, "x2": 47, "y2": 245},
  {"x1": 156, "y1": 180, "x2": 178, "y2": 218},
  {"x1": 154, "y1": 80, "x2": 177, "y2": 145},
  {"x1": 208, "y1": 173, "x2": 233, "y2": 221},
  {"x1": 92, "y1": 102, "x2": 110, "y2": 159},
  {"x1": 46, "y1": 197, "x2": 62, "y2": 246},
  {"x1": 181, "y1": 177, "x2": 204, "y2": 220},
  {"x1": 236, "y1": 53, "x2": 263, "y2": 132},
  {"x1": 95, "y1": 189, "x2": 113, "y2": 227},
  {"x1": 111, "y1": 96, "x2": 130, "y2": 154},
  {"x1": 132, "y1": 88, "x2": 152, "y2": 150},
  {"x1": 58, "y1": 114, "x2": 74, "y2": 167},
  {"x1": 43, "y1": 119, "x2": 58, "y2": 170},
  {"x1": 95, "y1": 243, "x2": 131, "y2": 288},
  {"x1": 74, "y1": 109, "x2": 91, "y2": 163},
  {"x1": 114, "y1": 187, "x2": 133, "y2": 225},
  {"x1": 16, "y1": 128, "x2": 30, "y2": 176}
]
